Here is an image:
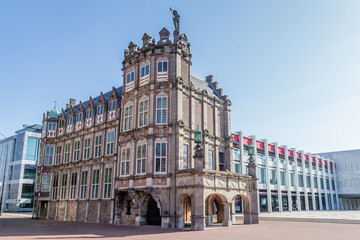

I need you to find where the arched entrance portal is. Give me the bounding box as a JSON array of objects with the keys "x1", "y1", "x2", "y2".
[
  {"x1": 183, "y1": 195, "x2": 191, "y2": 226},
  {"x1": 146, "y1": 197, "x2": 161, "y2": 226},
  {"x1": 205, "y1": 194, "x2": 226, "y2": 226},
  {"x1": 231, "y1": 194, "x2": 251, "y2": 225}
]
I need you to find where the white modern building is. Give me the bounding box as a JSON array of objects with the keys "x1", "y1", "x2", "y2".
[
  {"x1": 0, "y1": 124, "x2": 41, "y2": 212},
  {"x1": 318, "y1": 150, "x2": 360, "y2": 210},
  {"x1": 231, "y1": 131, "x2": 339, "y2": 213}
]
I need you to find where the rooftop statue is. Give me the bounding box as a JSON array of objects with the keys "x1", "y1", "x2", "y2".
[{"x1": 171, "y1": 9, "x2": 180, "y2": 32}]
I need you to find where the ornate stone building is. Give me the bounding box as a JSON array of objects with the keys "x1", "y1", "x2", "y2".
[{"x1": 35, "y1": 14, "x2": 259, "y2": 230}]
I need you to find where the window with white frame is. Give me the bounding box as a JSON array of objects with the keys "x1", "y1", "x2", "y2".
[
  {"x1": 155, "y1": 142, "x2": 166, "y2": 173},
  {"x1": 183, "y1": 144, "x2": 189, "y2": 169},
  {"x1": 86, "y1": 109, "x2": 93, "y2": 119},
  {"x1": 83, "y1": 138, "x2": 90, "y2": 159},
  {"x1": 70, "y1": 172, "x2": 77, "y2": 199},
  {"x1": 91, "y1": 169, "x2": 99, "y2": 199},
  {"x1": 124, "y1": 105, "x2": 133, "y2": 131},
  {"x1": 76, "y1": 113, "x2": 83, "y2": 122},
  {"x1": 52, "y1": 174, "x2": 58, "y2": 200},
  {"x1": 55, "y1": 145, "x2": 62, "y2": 164},
  {"x1": 103, "y1": 168, "x2": 112, "y2": 199},
  {"x1": 60, "y1": 173, "x2": 68, "y2": 200},
  {"x1": 138, "y1": 99, "x2": 149, "y2": 127},
  {"x1": 48, "y1": 122, "x2": 57, "y2": 131},
  {"x1": 64, "y1": 143, "x2": 70, "y2": 163},
  {"x1": 97, "y1": 105, "x2": 104, "y2": 115},
  {"x1": 94, "y1": 135, "x2": 102, "y2": 158},
  {"x1": 126, "y1": 71, "x2": 135, "y2": 84},
  {"x1": 44, "y1": 145, "x2": 54, "y2": 165},
  {"x1": 108, "y1": 100, "x2": 117, "y2": 111},
  {"x1": 156, "y1": 96, "x2": 167, "y2": 124},
  {"x1": 136, "y1": 144, "x2": 146, "y2": 174},
  {"x1": 233, "y1": 149, "x2": 241, "y2": 173},
  {"x1": 106, "y1": 131, "x2": 115, "y2": 155},
  {"x1": 121, "y1": 147, "x2": 131, "y2": 175},
  {"x1": 80, "y1": 171, "x2": 88, "y2": 199},
  {"x1": 67, "y1": 117, "x2": 73, "y2": 125},
  {"x1": 157, "y1": 61, "x2": 168, "y2": 74},
  {"x1": 73, "y1": 141, "x2": 80, "y2": 161},
  {"x1": 140, "y1": 64, "x2": 150, "y2": 78},
  {"x1": 41, "y1": 174, "x2": 51, "y2": 192}
]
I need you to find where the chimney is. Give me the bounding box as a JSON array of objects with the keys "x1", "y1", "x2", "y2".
[
  {"x1": 206, "y1": 75, "x2": 213, "y2": 83},
  {"x1": 211, "y1": 82, "x2": 218, "y2": 89},
  {"x1": 217, "y1": 88, "x2": 223, "y2": 96},
  {"x1": 70, "y1": 98, "x2": 76, "y2": 107}
]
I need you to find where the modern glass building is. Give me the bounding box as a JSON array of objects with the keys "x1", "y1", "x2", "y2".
[
  {"x1": 0, "y1": 124, "x2": 41, "y2": 212},
  {"x1": 232, "y1": 131, "x2": 339, "y2": 213}
]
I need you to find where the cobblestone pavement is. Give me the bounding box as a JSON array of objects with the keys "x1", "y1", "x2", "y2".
[{"x1": 0, "y1": 214, "x2": 360, "y2": 240}]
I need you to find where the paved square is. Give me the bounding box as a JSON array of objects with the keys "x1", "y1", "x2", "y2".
[{"x1": 0, "y1": 214, "x2": 360, "y2": 240}]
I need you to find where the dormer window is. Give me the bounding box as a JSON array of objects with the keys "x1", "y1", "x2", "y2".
[
  {"x1": 126, "y1": 71, "x2": 135, "y2": 84},
  {"x1": 97, "y1": 105, "x2": 104, "y2": 115},
  {"x1": 59, "y1": 119, "x2": 65, "y2": 128},
  {"x1": 86, "y1": 109, "x2": 93, "y2": 119},
  {"x1": 140, "y1": 64, "x2": 150, "y2": 78},
  {"x1": 67, "y1": 117, "x2": 73, "y2": 125},
  {"x1": 76, "y1": 113, "x2": 83, "y2": 122},
  {"x1": 108, "y1": 100, "x2": 117, "y2": 111}
]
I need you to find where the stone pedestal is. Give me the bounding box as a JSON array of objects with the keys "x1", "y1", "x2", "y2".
[
  {"x1": 192, "y1": 215, "x2": 205, "y2": 231},
  {"x1": 161, "y1": 216, "x2": 170, "y2": 228},
  {"x1": 176, "y1": 215, "x2": 184, "y2": 229},
  {"x1": 205, "y1": 215, "x2": 212, "y2": 226},
  {"x1": 135, "y1": 215, "x2": 147, "y2": 226},
  {"x1": 244, "y1": 213, "x2": 259, "y2": 224},
  {"x1": 222, "y1": 202, "x2": 232, "y2": 227}
]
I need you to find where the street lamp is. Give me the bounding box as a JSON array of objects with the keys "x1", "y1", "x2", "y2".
[
  {"x1": 193, "y1": 127, "x2": 204, "y2": 159},
  {"x1": 247, "y1": 140, "x2": 257, "y2": 179},
  {"x1": 0, "y1": 133, "x2": 8, "y2": 216}
]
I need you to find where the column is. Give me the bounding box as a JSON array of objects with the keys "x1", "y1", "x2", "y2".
[
  {"x1": 315, "y1": 156, "x2": 323, "y2": 211},
  {"x1": 292, "y1": 148, "x2": 301, "y2": 211},
  {"x1": 284, "y1": 145, "x2": 292, "y2": 212},
  {"x1": 222, "y1": 202, "x2": 232, "y2": 227},
  {"x1": 308, "y1": 153, "x2": 316, "y2": 210},
  {"x1": 301, "y1": 151, "x2": 309, "y2": 211},
  {"x1": 327, "y1": 159, "x2": 335, "y2": 210},
  {"x1": 321, "y1": 157, "x2": 329, "y2": 210},
  {"x1": 263, "y1": 139, "x2": 271, "y2": 213},
  {"x1": 274, "y1": 142, "x2": 282, "y2": 212}
]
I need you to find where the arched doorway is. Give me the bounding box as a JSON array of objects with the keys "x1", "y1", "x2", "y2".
[
  {"x1": 205, "y1": 194, "x2": 226, "y2": 226},
  {"x1": 146, "y1": 197, "x2": 161, "y2": 226},
  {"x1": 232, "y1": 194, "x2": 251, "y2": 224},
  {"x1": 183, "y1": 195, "x2": 191, "y2": 226}
]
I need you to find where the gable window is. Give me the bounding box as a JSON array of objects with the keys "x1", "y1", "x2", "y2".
[
  {"x1": 136, "y1": 144, "x2": 146, "y2": 174},
  {"x1": 157, "y1": 61, "x2": 168, "y2": 73},
  {"x1": 97, "y1": 105, "x2": 104, "y2": 115},
  {"x1": 126, "y1": 71, "x2": 135, "y2": 84},
  {"x1": 70, "y1": 172, "x2": 77, "y2": 199},
  {"x1": 138, "y1": 100, "x2": 149, "y2": 127},
  {"x1": 155, "y1": 142, "x2": 166, "y2": 173},
  {"x1": 91, "y1": 169, "x2": 99, "y2": 199},
  {"x1": 156, "y1": 96, "x2": 167, "y2": 124},
  {"x1": 60, "y1": 173, "x2": 68, "y2": 200},
  {"x1": 44, "y1": 145, "x2": 54, "y2": 166},
  {"x1": 83, "y1": 138, "x2": 91, "y2": 159},
  {"x1": 73, "y1": 141, "x2": 80, "y2": 161},
  {"x1": 140, "y1": 64, "x2": 150, "y2": 78},
  {"x1": 59, "y1": 119, "x2": 65, "y2": 128},
  {"x1": 55, "y1": 145, "x2": 62, "y2": 164},
  {"x1": 67, "y1": 117, "x2": 73, "y2": 125},
  {"x1": 52, "y1": 174, "x2": 58, "y2": 200},
  {"x1": 94, "y1": 135, "x2": 102, "y2": 158},
  {"x1": 103, "y1": 168, "x2": 112, "y2": 199},
  {"x1": 86, "y1": 109, "x2": 93, "y2": 119},
  {"x1": 106, "y1": 132, "x2": 115, "y2": 155},
  {"x1": 121, "y1": 147, "x2": 131, "y2": 175},
  {"x1": 108, "y1": 100, "x2": 117, "y2": 111},
  {"x1": 76, "y1": 113, "x2": 83, "y2": 122},
  {"x1": 124, "y1": 105, "x2": 133, "y2": 131},
  {"x1": 183, "y1": 144, "x2": 189, "y2": 169},
  {"x1": 80, "y1": 171, "x2": 88, "y2": 199},
  {"x1": 64, "y1": 143, "x2": 70, "y2": 163}
]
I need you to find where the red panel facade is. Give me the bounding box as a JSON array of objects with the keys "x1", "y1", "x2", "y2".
[
  {"x1": 232, "y1": 134, "x2": 239, "y2": 143},
  {"x1": 268, "y1": 144, "x2": 275, "y2": 152}
]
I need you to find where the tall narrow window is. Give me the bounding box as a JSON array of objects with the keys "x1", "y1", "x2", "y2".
[
  {"x1": 52, "y1": 174, "x2": 58, "y2": 200},
  {"x1": 97, "y1": 105, "x2": 104, "y2": 115},
  {"x1": 67, "y1": 117, "x2": 73, "y2": 125},
  {"x1": 156, "y1": 97, "x2": 167, "y2": 124},
  {"x1": 106, "y1": 132, "x2": 115, "y2": 155},
  {"x1": 44, "y1": 145, "x2": 54, "y2": 166},
  {"x1": 233, "y1": 149, "x2": 241, "y2": 173},
  {"x1": 76, "y1": 113, "x2": 83, "y2": 122},
  {"x1": 136, "y1": 144, "x2": 146, "y2": 174},
  {"x1": 208, "y1": 150, "x2": 214, "y2": 170},
  {"x1": 124, "y1": 105, "x2": 133, "y2": 131},
  {"x1": 280, "y1": 171, "x2": 286, "y2": 186},
  {"x1": 121, "y1": 147, "x2": 131, "y2": 175},
  {"x1": 126, "y1": 71, "x2": 135, "y2": 84},
  {"x1": 80, "y1": 171, "x2": 88, "y2": 199},
  {"x1": 94, "y1": 135, "x2": 102, "y2": 158},
  {"x1": 219, "y1": 152, "x2": 224, "y2": 171},
  {"x1": 86, "y1": 109, "x2": 93, "y2": 119},
  {"x1": 70, "y1": 172, "x2": 77, "y2": 199},
  {"x1": 270, "y1": 169, "x2": 277, "y2": 185},
  {"x1": 103, "y1": 168, "x2": 112, "y2": 199},
  {"x1": 183, "y1": 144, "x2": 189, "y2": 169},
  {"x1": 155, "y1": 143, "x2": 166, "y2": 173},
  {"x1": 64, "y1": 143, "x2": 70, "y2": 163},
  {"x1": 55, "y1": 146, "x2": 62, "y2": 164},
  {"x1": 306, "y1": 175, "x2": 311, "y2": 188},
  {"x1": 61, "y1": 173, "x2": 68, "y2": 200},
  {"x1": 83, "y1": 138, "x2": 90, "y2": 159},
  {"x1": 138, "y1": 100, "x2": 149, "y2": 127},
  {"x1": 314, "y1": 176, "x2": 318, "y2": 189},
  {"x1": 41, "y1": 175, "x2": 51, "y2": 192},
  {"x1": 290, "y1": 173, "x2": 295, "y2": 186},
  {"x1": 257, "y1": 168, "x2": 266, "y2": 184},
  {"x1": 73, "y1": 141, "x2": 80, "y2": 161},
  {"x1": 91, "y1": 169, "x2": 99, "y2": 199},
  {"x1": 320, "y1": 178, "x2": 324, "y2": 189},
  {"x1": 108, "y1": 100, "x2": 117, "y2": 111},
  {"x1": 298, "y1": 174, "x2": 304, "y2": 187}
]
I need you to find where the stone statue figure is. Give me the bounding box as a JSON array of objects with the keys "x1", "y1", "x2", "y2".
[{"x1": 172, "y1": 10, "x2": 180, "y2": 31}]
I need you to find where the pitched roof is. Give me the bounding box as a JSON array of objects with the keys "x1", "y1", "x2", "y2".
[{"x1": 190, "y1": 75, "x2": 222, "y2": 99}]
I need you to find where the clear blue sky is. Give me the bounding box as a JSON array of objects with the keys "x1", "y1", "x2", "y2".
[{"x1": 1, "y1": 0, "x2": 359, "y2": 153}]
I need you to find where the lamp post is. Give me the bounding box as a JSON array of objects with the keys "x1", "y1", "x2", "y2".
[
  {"x1": 0, "y1": 133, "x2": 9, "y2": 216},
  {"x1": 193, "y1": 127, "x2": 204, "y2": 171},
  {"x1": 247, "y1": 140, "x2": 257, "y2": 179}
]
